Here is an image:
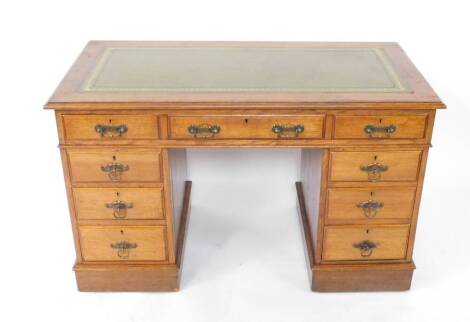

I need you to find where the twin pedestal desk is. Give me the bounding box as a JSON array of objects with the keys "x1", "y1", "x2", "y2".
[{"x1": 45, "y1": 41, "x2": 445, "y2": 292}]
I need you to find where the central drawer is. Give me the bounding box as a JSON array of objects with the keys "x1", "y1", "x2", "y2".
[
  {"x1": 74, "y1": 187, "x2": 165, "y2": 220},
  {"x1": 169, "y1": 115, "x2": 325, "y2": 139},
  {"x1": 322, "y1": 225, "x2": 410, "y2": 261},
  {"x1": 67, "y1": 149, "x2": 162, "y2": 183},
  {"x1": 80, "y1": 226, "x2": 167, "y2": 261}
]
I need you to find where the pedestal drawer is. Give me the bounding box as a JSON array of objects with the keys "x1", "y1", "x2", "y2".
[
  {"x1": 68, "y1": 149, "x2": 162, "y2": 183},
  {"x1": 169, "y1": 115, "x2": 324, "y2": 139},
  {"x1": 74, "y1": 188, "x2": 164, "y2": 220},
  {"x1": 326, "y1": 187, "x2": 416, "y2": 221},
  {"x1": 322, "y1": 225, "x2": 410, "y2": 261},
  {"x1": 334, "y1": 114, "x2": 427, "y2": 139},
  {"x1": 80, "y1": 226, "x2": 167, "y2": 261},
  {"x1": 62, "y1": 114, "x2": 159, "y2": 140},
  {"x1": 330, "y1": 150, "x2": 422, "y2": 182}
]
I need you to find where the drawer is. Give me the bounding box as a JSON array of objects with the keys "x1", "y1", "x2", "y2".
[
  {"x1": 330, "y1": 150, "x2": 421, "y2": 182},
  {"x1": 334, "y1": 114, "x2": 427, "y2": 139},
  {"x1": 68, "y1": 149, "x2": 162, "y2": 183},
  {"x1": 169, "y1": 115, "x2": 324, "y2": 139},
  {"x1": 62, "y1": 114, "x2": 159, "y2": 140},
  {"x1": 80, "y1": 226, "x2": 167, "y2": 261},
  {"x1": 327, "y1": 187, "x2": 416, "y2": 221},
  {"x1": 74, "y1": 188, "x2": 164, "y2": 220},
  {"x1": 322, "y1": 225, "x2": 410, "y2": 261}
]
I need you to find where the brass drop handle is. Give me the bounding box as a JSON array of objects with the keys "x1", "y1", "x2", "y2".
[
  {"x1": 272, "y1": 124, "x2": 305, "y2": 138},
  {"x1": 363, "y1": 124, "x2": 396, "y2": 138},
  {"x1": 110, "y1": 241, "x2": 137, "y2": 259},
  {"x1": 360, "y1": 162, "x2": 388, "y2": 182},
  {"x1": 101, "y1": 163, "x2": 130, "y2": 181},
  {"x1": 353, "y1": 240, "x2": 378, "y2": 257},
  {"x1": 95, "y1": 124, "x2": 128, "y2": 138},
  {"x1": 105, "y1": 201, "x2": 134, "y2": 219},
  {"x1": 187, "y1": 124, "x2": 221, "y2": 138},
  {"x1": 356, "y1": 200, "x2": 384, "y2": 218}
]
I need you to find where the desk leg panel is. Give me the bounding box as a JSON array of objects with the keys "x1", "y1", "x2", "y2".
[
  {"x1": 74, "y1": 181, "x2": 192, "y2": 291},
  {"x1": 296, "y1": 181, "x2": 415, "y2": 292},
  {"x1": 299, "y1": 149, "x2": 328, "y2": 264}
]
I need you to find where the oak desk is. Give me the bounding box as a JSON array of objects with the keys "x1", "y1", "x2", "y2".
[{"x1": 45, "y1": 41, "x2": 445, "y2": 292}]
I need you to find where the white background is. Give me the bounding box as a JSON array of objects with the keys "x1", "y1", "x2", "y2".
[{"x1": 0, "y1": 1, "x2": 469, "y2": 321}]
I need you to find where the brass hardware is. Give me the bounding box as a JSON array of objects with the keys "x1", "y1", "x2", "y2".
[
  {"x1": 95, "y1": 124, "x2": 128, "y2": 138},
  {"x1": 353, "y1": 240, "x2": 378, "y2": 257},
  {"x1": 272, "y1": 124, "x2": 305, "y2": 138},
  {"x1": 363, "y1": 124, "x2": 396, "y2": 138},
  {"x1": 360, "y1": 162, "x2": 388, "y2": 182},
  {"x1": 356, "y1": 200, "x2": 384, "y2": 218},
  {"x1": 105, "y1": 201, "x2": 134, "y2": 219},
  {"x1": 110, "y1": 241, "x2": 137, "y2": 259},
  {"x1": 187, "y1": 124, "x2": 221, "y2": 138},
  {"x1": 101, "y1": 163, "x2": 129, "y2": 181}
]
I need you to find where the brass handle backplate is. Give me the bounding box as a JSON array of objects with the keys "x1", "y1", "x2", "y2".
[
  {"x1": 105, "y1": 201, "x2": 134, "y2": 219},
  {"x1": 360, "y1": 162, "x2": 388, "y2": 182},
  {"x1": 353, "y1": 240, "x2": 378, "y2": 257},
  {"x1": 356, "y1": 200, "x2": 384, "y2": 218},
  {"x1": 110, "y1": 241, "x2": 137, "y2": 259},
  {"x1": 364, "y1": 124, "x2": 396, "y2": 138},
  {"x1": 95, "y1": 124, "x2": 128, "y2": 138},
  {"x1": 188, "y1": 124, "x2": 221, "y2": 139},
  {"x1": 101, "y1": 163, "x2": 129, "y2": 181},
  {"x1": 272, "y1": 124, "x2": 305, "y2": 138}
]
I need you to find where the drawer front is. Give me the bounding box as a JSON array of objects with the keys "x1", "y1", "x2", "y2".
[
  {"x1": 62, "y1": 114, "x2": 159, "y2": 140},
  {"x1": 74, "y1": 188, "x2": 164, "y2": 220},
  {"x1": 323, "y1": 225, "x2": 410, "y2": 261},
  {"x1": 334, "y1": 114, "x2": 427, "y2": 139},
  {"x1": 327, "y1": 188, "x2": 416, "y2": 221},
  {"x1": 169, "y1": 115, "x2": 324, "y2": 139},
  {"x1": 330, "y1": 150, "x2": 422, "y2": 182},
  {"x1": 80, "y1": 226, "x2": 167, "y2": 261},
  {"x1": 68, "y1": 149, "x2": 162, "y2": 183}
]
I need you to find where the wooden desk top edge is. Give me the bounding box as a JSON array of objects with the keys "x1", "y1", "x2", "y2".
[{"x1": 45, "y1": 41, "x2": 445, "y2": 110}]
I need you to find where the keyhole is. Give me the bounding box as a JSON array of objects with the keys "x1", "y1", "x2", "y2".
[
  {"x1": 370, "y1": 191, "x2": 374, "y2": 197},
  {"x1": 116, "y1": 192, "x2": 120, "y2": 197},
  {"x1": 374, "y1": 155, "x2": 378, "y2": 161},
  {"x1": 112, "y1": 155, "x2": 116, "y2": 161},
  {"x1": 379, "y1": 118, "x2": 383, "y2": 124},
  {"x1": 366, "y1": 229, "x2": 370, "y2": 234},
  {"x1": 120, "y1": 230, "x2": 124, "y2": 235},
  {"x1": 244, "y1": 118, "x2": 249, "y2": 124},
  {"x1": 109, "y1": 119, "x2": 112, "y2": 124}
]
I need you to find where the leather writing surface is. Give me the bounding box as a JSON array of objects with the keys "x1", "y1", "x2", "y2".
[{"x1": 83, "y1": 47, "x2": 409, "y2": 92}]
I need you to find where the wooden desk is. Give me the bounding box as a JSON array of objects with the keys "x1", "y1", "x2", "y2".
[{"x1": 45, "y1": 41, "x2": 445, "y2": 292}]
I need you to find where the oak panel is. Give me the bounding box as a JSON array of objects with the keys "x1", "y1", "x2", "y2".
[
  {"x1": 80, "y1": 226, "x2": 167, "y2": 261},
  {"x1": 312, "y1": 262, "x2": 414, "y2": 292},
  {"x1": 74, "y1": 187, "x2": 164, "y2": 220},
  {"x1": 75, "y1": 266, "x2": 179, "y2": 291},
  {"x1": 323, "y1": 225, "x2": 410, "y2": 261}
]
